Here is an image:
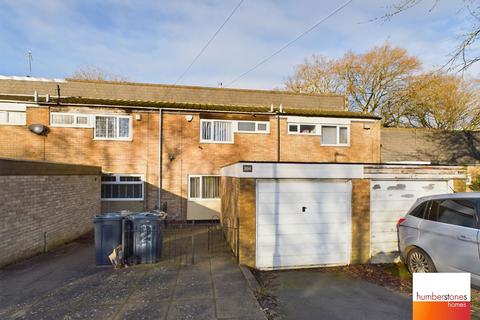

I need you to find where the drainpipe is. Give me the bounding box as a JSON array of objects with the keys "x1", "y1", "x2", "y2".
[
  {"x1": 158, "y1": 108, "x2": 163, "y2": 210},
  {"x1": 276, "y1": 113, "x2": 280, "y2": 162}
]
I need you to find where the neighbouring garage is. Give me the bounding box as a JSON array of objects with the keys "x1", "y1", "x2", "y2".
[
  {"x1": 369, "y1": 179, "x2": 450, "y2": 263},
  {"x1": 220, "y1": 162, "x2": 466, "y2": 270}
]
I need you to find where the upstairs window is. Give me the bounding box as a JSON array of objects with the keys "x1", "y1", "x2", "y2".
[
  {"x1": 101, "y1": 174, "x2": 143, "y2": 201},
  {"x1": 95, "y1": 115, "x2": 131, "y2": 140},
  {"x1": 189, "y1": 175, "x2": 221, "y2": 199},
  {"x1": 200, "y1": 120, "x2": 233, "y2": 143},
  {"x1": 236, "y1": 121, "x2": 269, "y2": 133},
  {"x1": 288, "y1": 123, "x2": 318, "y2": 135},
  {"x1": 50, "y1": 113, "x2": 91, "y2": 127},
  {"x1": 321, "y1": 125, "x2": 349, "y2": 146},
  {"x1": 0, "y1": 103, "x2": 26, "y2": 125},
  {"x1": 0, "y1": 110, "x2": 26, "y2": 125}
]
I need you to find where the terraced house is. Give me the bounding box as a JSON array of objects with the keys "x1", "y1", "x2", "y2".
[
  {"x1": 1, "y1": 76, "x2": 470, "y2": 268},
  {"x1": 0, "y1": 76, "x2": 380, "y2": 222}
]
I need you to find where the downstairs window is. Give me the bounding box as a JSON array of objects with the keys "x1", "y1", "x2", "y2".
[
  {"x1": 188, "y1": 175, "x2": 221, "y2": 199},
  {"x1": 101, "y1": 174, "x2": 144, "y2": 200}
]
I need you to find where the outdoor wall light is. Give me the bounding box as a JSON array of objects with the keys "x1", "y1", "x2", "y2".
[{"x1": 28, "y1": 123, "x2": 48, "y2": 135}]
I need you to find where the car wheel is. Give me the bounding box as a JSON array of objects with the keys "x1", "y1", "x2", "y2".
[{"x1": 407, "y1": 248, "x2": 436, "y2": 273}]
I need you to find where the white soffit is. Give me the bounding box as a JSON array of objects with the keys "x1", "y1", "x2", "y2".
[
  {"x1": 220, "y1": 163, "x2": 364, "y2": 179},
  {"x1": 0, "y1": 102, "x2": 28, "y2": 111}
]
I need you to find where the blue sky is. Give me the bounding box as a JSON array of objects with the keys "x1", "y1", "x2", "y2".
[{"x1": 0, "y1": 0, "x2": 476, "y2": 89}]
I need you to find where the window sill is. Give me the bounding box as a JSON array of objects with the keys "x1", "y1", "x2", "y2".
[
  {"x1": 94, "y1": 138, "x2": 133, "y2": 142},
  {"x1": 199, "y1": 140, "x2": 234, "y2": 144},
  {"x1": 235, "y1": 131, "x2": 270, "y2": 134},
  {"x1": 188, "y1": 198, "x2": 221, "y2": 201},
  {"x1": 0, "y1": 123, "x2": 26, "y2": 126},
  {"x1": 320, "y1": 144, "x2": 350, "y2": 147},
  {"x1": 101, "y1": 198, "x2": 144, "y2": 202},
  {"x1": 288, "y1": 132, "x2": 320, "y2": 136},
  {"x1": 50, "y1": 124, "x2": 92, "y2": 128}
]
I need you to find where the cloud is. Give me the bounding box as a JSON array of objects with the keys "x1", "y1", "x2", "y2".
[{"x1": 0, "y1": 0, "x2": 477, "y2": 89}]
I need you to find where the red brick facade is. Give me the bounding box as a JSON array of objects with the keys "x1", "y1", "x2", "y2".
[{"x1": 1, "y1": 104, "x2": 380, "y2": 219}]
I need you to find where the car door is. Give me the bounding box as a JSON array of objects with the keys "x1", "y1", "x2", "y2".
[{"x1": 419, "y1": 198, "x2": 480, "y2": 279}]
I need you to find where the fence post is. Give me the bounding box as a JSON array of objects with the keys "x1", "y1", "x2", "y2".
[{"x1": 191, "y1": 220, "x2": 195, "y2": 264}]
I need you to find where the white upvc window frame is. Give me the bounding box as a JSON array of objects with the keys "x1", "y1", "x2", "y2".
[
  {"x1": 50, "y1": 112, "x2": 92, "y2": 128},
  {"x1": 320, "y1": 125, "x2": 350, "y2": 147},
  {"x1": 188, "y1": 174, "x2": 221, "y2": 200},
  {"x1": 0, "y1": 103, "x2": 27, "y2": 126},
  {"x1": 94, "y1": 114, "x2": 133, "y2": 141},
  {"x1": 287, "y1": 123, "x2": 319, "y2": 135},
  {"x1": 101, "y1": 173, "x2": 144, "y2": 201},
  {"x1": 200, "y1": 119, "x2": 234, "y2": 144},
  {"x1": 235, "y1": 121, "x2": 270, "y2": 134}
]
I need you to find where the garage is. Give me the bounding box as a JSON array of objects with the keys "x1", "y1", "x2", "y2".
[
  {"x1": 220, "y1": 162, "x2": 466, "y2": 269},
  {"x1": 369, "y1": 179, "x2": 451, "y2": 263},
  {"x1": 256, "y1": 179, "x2": 351, "y2": 269}
]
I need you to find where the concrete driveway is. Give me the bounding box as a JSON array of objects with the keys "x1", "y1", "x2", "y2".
[
  {"x1": 0, "y1": 228, "x2": 266, "y2": 320},
  {"x1": 265, "y1": 270, "x2": 412, "y2": 320}
]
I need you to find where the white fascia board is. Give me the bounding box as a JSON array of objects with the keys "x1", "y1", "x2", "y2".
[
  {"x1": 220, "y1": 163, "x2": 364, "y2": 179},
  {"x1": 0, "y1": 102, "x2": 28, "y2": 111},
  {"x1": 286, "y1": 116, "x2": 351, "y2": 125}
]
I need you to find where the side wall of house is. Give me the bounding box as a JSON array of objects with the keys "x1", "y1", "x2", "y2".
[
  {"x1": 0, "y1": 160, "x2": 101, "y2": 267},
  {"x1": 220, "y1": 177, "x2": 256, "y2": 268}
]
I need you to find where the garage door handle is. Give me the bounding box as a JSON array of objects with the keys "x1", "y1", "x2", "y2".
[
  {"x1": 302, "y1": 206, "x2": 307, "y2": 213},
  {"x1": 457, "y1": 235, "x2": 474, "y2": 242}
]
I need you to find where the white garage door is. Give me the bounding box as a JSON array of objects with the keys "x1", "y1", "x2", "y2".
[
  {"x1": 370, "y1": 180, "x2": 451, "y2": 262},
  {"x1": 256, "y1": 180, "x2": 351, "y2": 269}
]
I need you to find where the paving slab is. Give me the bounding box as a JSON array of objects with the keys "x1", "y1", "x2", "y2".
[
  {"x1": 167, "y1": 299, "x2": 216, "y2": 320},
  {"x1": 0, "y1": 226, "x2": 266, "y2": 320}
]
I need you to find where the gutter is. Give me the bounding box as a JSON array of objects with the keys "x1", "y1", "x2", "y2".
[{"x1": 37, "y1": 101, "x2": 277, "y2": 116}]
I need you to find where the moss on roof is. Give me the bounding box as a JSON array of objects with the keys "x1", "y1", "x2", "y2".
[{"x1": 0, "y1": 94, "x2": 380, "y2": 119}]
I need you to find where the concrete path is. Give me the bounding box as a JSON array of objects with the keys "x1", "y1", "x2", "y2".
[
  {"x1": 0, "y1": 228, "x2": 266, "y2": 320},
  {"x1": 268, "y1": 270, "x2": 411, "y2": 320}
]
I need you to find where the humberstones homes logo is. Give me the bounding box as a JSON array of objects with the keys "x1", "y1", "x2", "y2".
[{"x1": 413, "y1": 273, "x2": 470, "y2": 320}]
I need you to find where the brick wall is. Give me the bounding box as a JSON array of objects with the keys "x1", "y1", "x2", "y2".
[
  {"x1": 220, "y1": 177, "x2": 256, "y2": 268},
  {"x1": 0, "y1": 107, "x2": 381, "y2": 220},
  {"x1": 0, "y1": 159, "x2": 101, "y2": 267},
  {"x1": 351, "y1": 179, "x2": 371, "y2": 264}
]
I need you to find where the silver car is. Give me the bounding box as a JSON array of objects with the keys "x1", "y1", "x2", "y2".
[{"x1": 398, "y1": 192, "x2": 480, "y2": 286}]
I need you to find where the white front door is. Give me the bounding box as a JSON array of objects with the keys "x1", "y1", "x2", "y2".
[
  {"x1": 370, "y1": 180, "x2": 451, "y2": 263},
  {"x1": 256, "y1": 179, "x2": 351, "y2": 269}
]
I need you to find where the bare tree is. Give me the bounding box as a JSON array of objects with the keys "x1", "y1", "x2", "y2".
[
  {"x1": 382, "y1": 0, "x2": 480, "y2": 72},
  {"x1": 70, "y1": 65, "x2": 128, "y2": 82}
]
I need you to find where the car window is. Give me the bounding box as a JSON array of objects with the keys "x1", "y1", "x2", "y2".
[
  {"x1": 427, "y1": 199, "x2": 476, "y2": 228},
  {"x1": 409, "y1": 201, "x2": 428, "y2": 218}
]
